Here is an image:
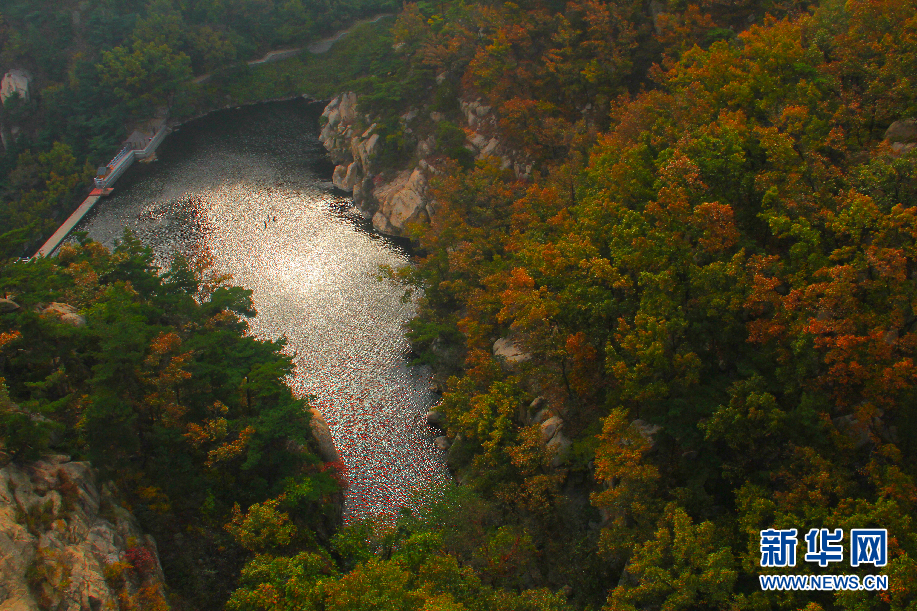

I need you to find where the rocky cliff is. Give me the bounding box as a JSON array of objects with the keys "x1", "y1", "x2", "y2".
[
  {"x1": 319, "y1": 92, "x2": 531, "y2": 236},
  {"x1": 0, "y1": 456, "x2": 170, "y2": 611}
]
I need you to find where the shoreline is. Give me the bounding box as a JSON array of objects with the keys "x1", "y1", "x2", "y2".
[{"x1": 34, "y1": 10, "x2": 397, "y2": 258}]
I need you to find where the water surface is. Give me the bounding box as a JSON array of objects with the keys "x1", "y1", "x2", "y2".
[{"x1": 72, "y1": 100, "x2": 449, "y2": 520}]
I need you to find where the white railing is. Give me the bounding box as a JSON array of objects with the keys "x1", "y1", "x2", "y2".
[
  {"x1": 94, "y1": 123, "x2": 169, "y2": 188},
  {"x1": 136, "y1": 123, "x2": 168, "y2": 159}
]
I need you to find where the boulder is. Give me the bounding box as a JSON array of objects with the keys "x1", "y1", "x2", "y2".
[
  {"x1": 493, "y1": 335, "x2": 531, "y2": 368},
  {"x1": 0, "y1": 298, "x2": 20, "y2": 313},
  {"x1": 547, "y1": 431, "x2": 572, "y2": 467},
  {"x1": 540, "y1": 416, "x2": 563, "y2": 444},
  {"x1": 434, "y1": 436, "x2": 451, "y2": 451},
  {"x1": 309, "y1": 408, "x2": 340, "y2": 463},
  {"x1": 39, "y1": 303, "x2": 86, "y2": 327},
  {"x1": 885, "y1": 118, "x2": 917, "y2": 144},
  {"x1": 426, "y1": 410, "x2": 446, "y2": 428},
  {"x1": 885, "y1": 119, "x2": 917, "y2": 155},
  {"x1": 332, "y1": 164, "x2": 348, "y2": 190},
  {"x1": 343, "y1": 162, "x2": 362, "y2": 190}
]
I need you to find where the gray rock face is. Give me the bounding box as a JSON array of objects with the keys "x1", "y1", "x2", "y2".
[
  {"x1": 320, "y1": 92, "x2": 360, "y2": 166},
  {"x1": 332, "y1": 164, "x2": 349, "y2": 190},
  {"x1": 320, "y1": 93, "x2": 434, "y2": 234},
  {"x1": 0, "y1": 456, "x2": 169, "y2": 611},
  {"x1": 318, "y1": 94, "x2": 454, "y2": 236},
  {"x1": 353, "y1": 176, "x2": 374, "y2": 214},
  {"x1": 372, "y1": 168, "x2": 429, "y2": 234},
  {"x1": 355, "y1": 133, "x2": 380, "y2": 172},
  {"x1": 332, "y1": 162, "x2": 363, "y2": 192},
  {"x1": 318, "y1": 91, "x2": 537, "y2": 234},
  {"x1": 343, "y1": 162, "x2": 362, "y2": 190},
  {"x1": 459, "y1": 99, "x2": 532, "y2": 179},
  {"x1": 461, "y1": 99, "x2": 491, "y2": 130}
]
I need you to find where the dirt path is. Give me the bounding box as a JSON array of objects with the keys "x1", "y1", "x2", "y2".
[
  {"x1": 306, "y1": 13, "x2": 393, "y2": 54},
  {"x1": 192, "y1": 14, "x2": 393, "y2": 84}
]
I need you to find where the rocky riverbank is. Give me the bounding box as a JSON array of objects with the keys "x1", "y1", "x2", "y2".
[{"x1": 319, "y1": 91, "x2": 534, "y2": 236}]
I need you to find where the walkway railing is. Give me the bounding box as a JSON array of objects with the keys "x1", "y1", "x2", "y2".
[
  {"x1": 94, "y1": 123, "x2": 169, "y2": 189},
  {"x1": 36, "y1": 121, "x2": 170, "y2": 258}
]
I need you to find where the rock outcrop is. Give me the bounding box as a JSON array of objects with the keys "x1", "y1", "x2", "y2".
[
  {"x1": 309, "y1": 408, "x2": 340, "y2": 463},
  {"x1": 318, "y1": 92, "x2": 531, "y2": 236},
  {"x1": 0, "y1": 298, "x2": 20, "y2": 313},
  {"x1": 460, "y1": 98, "x2": 532, "y2": 178},
  {"x1": 0, "y1": 455, "x2": 170, "y2": 611},
  {"x1": 885, "y1": 118, "x2": 917, "y2": 154},
  {"x1": 320, "y1": 92, "x2": 432, "y2": 235},
  {"x1": 37, "y1": 303, "x2": 86, "y2": 327},
  {"x1": 0, "y1": 69, "x2": 31, "y2": 104},
  {"x1": 632, "y1": 419, "x2": 662, "y2": 451},
  {"x1": 425, "y1": 410, "x2": 446, "y2": 428},
  {"x1": 539, "y1": 415, "x2": 571, "y2": 467},
  {"x1": 371, "y1": 168, "x2": 429, "y2": 234},
  {"x1": 493, "y1": 335, "x2": 531, "y2": 374}
]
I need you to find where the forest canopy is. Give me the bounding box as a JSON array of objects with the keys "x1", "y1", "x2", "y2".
[{"x1": 3, "y1": 0, "x2": 917, "y2": 608}]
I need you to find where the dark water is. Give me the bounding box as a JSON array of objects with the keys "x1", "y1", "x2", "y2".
[{"x1": 71, "y1": 99, "x2": 449, "y2": 521}]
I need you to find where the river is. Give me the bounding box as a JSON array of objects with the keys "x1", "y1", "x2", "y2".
[{"x1": 70, "y1": 99, "x2": 449, "y2": 521}]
